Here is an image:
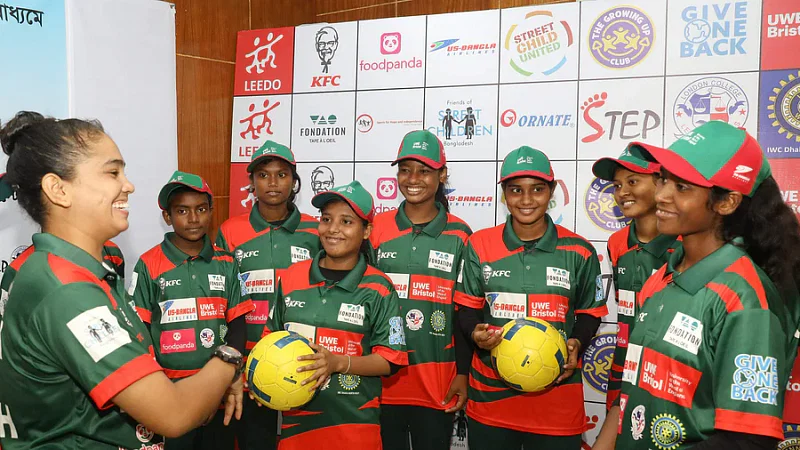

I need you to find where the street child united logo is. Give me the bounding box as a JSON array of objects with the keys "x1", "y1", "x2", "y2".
[
  {"x1": 504, "y1": 10, "x2": 574, "y2": 76},
  {"x1": 588, "y1": 6, "x2": 654, "y2": 69}
]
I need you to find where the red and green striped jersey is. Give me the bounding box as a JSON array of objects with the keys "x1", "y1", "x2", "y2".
[
  {"x1": 454, "y1": 214, "x2": 605, "y2": 435},
  {"x1": 130, "y1": 233, "x2": 254, "y2": 379},
  {"x1": 0, "y1": 233, "x2": 164, "y2": 449},
  {"x1": 216, "y1": 206, "x2": 320, "y2": 355},
  {"x1": 369, "y1": 202, "x2": 472, "y2": 411},
  {"x1": 264, "y1": 252, "x2": 408, "y2": 450},
  {"x1": 605, "y1": 223, "x2": 680, "y2": 409},
  {"x1": 616, "y1": 241, "x2": 795, "y2": 449}
]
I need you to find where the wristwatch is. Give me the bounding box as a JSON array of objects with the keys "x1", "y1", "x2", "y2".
[{"x1": 213, "y1": 345, "x2": 245, "y2": 382}]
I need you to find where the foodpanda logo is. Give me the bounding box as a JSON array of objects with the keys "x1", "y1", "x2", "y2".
[{"x1": 482, "y1": 264, "x2": 510, "y2": 283}]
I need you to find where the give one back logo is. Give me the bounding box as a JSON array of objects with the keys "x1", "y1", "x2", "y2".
[{"x1": 680, "y1": 2, "x2": 748, "y2": 58}]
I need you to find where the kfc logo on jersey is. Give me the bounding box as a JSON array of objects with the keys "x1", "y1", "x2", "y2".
[
  {"x1": 618, "y1": 290, "x2": 635, "y2": 317},
  {"x1": 388, "y1": 273, "x2": 410, "y2": 299},
  {"x1": 377, "y1": 249, "x2": 398, "y2": 262},
  {"x1": 208, "y1": 274, "x2": 226, "y2": 291},
  {"x1": 240, "y1": 269, "x2": 274, "y2": 294},
  {"x1": 486, "y1": 292, "x2": 527, "y2": 319},
  {"x1": 285, "y1": 296, "x2": 306, "y2": 308},
  {"x1": 160, "y1": 328, "x2": 197, "y2": 354},
  {"x1": 159, "y1": 298, "x2": 198, "y2": 324},
  {"x1": 482, "y1": 264, "x2": 511, "y2": 283},
  {"x1": 428, "y1": 250, "x2": 454, "y2": 273}
]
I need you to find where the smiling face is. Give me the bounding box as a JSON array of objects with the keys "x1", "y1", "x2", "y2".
[
  {"x1": 397, "y1": 160, "x2": 445, "y2": 206},
  {"x1": 251, "y1": 158, "x2": 295, "y2": 207},
  {"x1": 612, "y1": 167, "x2": 658, "y2": 220},
  {"x1": 654, "y1": 170, "x2": 717, "y2": 237},
  {"x1": 318, "y1": 200, "x2": 371, "y2": 260},
  {"x1": 163, "y1": 190, "x2": 212, "y2": 243},
  {"x1": 503, "y1": 176, "x2": 552, "y2": 228}
]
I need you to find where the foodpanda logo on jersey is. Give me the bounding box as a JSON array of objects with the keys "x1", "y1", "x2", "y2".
[
  {"x1": 482, "y1": 264, "x2": 511, "y2": 284},
  {"x1": 240, "y1": 269, "x2": 274, "y2": 294},
  {"x1": 680, "y1": 2, "x2": 749, "y2": 58},
  {"x1": 486, "y1": 292, "x2": 526, "y2": 319},
  {"x1": 159, "y1": 298, "x2": 198, "y2": 324},
  {"x1": 731, "y1": 354, "x2": 779, "y2": 406},
  {"x1": 160, "y1": 328, "x2": 197, "y2": 354}
]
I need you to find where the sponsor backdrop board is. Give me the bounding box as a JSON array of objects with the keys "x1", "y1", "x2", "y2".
[{"x1": 230, "y1": 1, "x2": 800, "y2": 447}]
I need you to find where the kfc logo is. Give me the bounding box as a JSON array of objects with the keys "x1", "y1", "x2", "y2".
[
  {"x1": 377, "y1": 178, "x2": 398, "y2": 200},
  {"x1": 381, "y1": 32, "x2": 402, "y2": 55}
]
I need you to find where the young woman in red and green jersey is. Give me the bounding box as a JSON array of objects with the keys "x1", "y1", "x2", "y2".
[
  {"x1": 455, "y1": 146, "x2": 606, "y2": 450},
  {"x1": 590, "y1": 145, "x2": 681, "y2": 450},
  {"x1": 369, "y1": 130, "x2": 473, "y2": 450},
  {"x1": 131, "y1": 171, "x2": 255, "y2": 449},
  {"x1": 1, "y1": 239, "x2": 125, "y2": 319},
  {"x1": 259, "y1": 180, "x2": 408, "y2": 450},
  {"x1": 216, "y1": 140, "x2": 320, "y2": 450},
  {"x1": 613, "y1": 121, "x2": 800, "y2": 450},
  {"x1": 0, "y1": 111, "x2": 246, "y2": 449}
]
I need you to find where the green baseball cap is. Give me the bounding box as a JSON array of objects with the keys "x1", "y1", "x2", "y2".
[
  {"x1": 392, "y1": 130, "x2": 446, "y2": 169},
  {"x1": 247, "y1": 140, "x2": 296, "y2": 173},
  {"x1": 0, "y1": 173, "x2": 12, "y2": 203},
  {"x1": 636, "y1": 121, "x2": 770, "y2": 197},
  {"x1": 592, "y1": 143, "x2": 661, "y2": 181},
  {"x1": 311, "y1": 180, "x2": 375, "y2": 222},
  {"x1": 499, "y1": 146, "x2": 554, "y2": 183},
  {"x1": 158, "y1": 170, "x2": 214, "y2": 210}
]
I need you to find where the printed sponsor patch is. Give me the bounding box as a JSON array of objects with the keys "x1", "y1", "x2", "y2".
[
  {"x1": 387, "y1": 273, "x2": 410, "y2": 299},
  {"x1": 428, "y1": 250, "x2": 455, "y2": 273},
  {"x1": 197, "y1": 297, "x2": 227, "y2": 320},
  {"x1": 618, "y1": 289, "x2": 635, "y2": 317},
  {"x1": 617, "y1": 322, "x2": 629, "y2": 348},
  {"x1": 662, "y1": 312, "x2": 703, "y2": 355},
  {"x1": 127, "y1": 272, "x2": 139, "y2": 296},
  {"x1": 731, "y1": 353, "x2": 779, "y2": 406},
  {"x1": 406, "y1": 309, "x2": 425, "y2": 331},
  {"x1": 457, "y1": 259, "x2": 464, "y2": 284},
  {"x1": 528, "y1": 294, "x2": 569, "y2": 322},
  {"x1": 639, "y1": 347, "x2": 702, "y2": 408},
  {"x1": 315, "y1": 327, "x2": 364, "y2": 356},
  {"x1": 159, "y1": 298, "x2": 198, "y2": 324},
  {"x1": 291, "y1": 246, "x2": 312, "y2": 263},
  {"x1": 160, "y1": 328, "x2": 197, "y2": 354},
  {"x1": 546, "y1": 267, "x2": 570, "y2": 290},
  {"x1": 389, "y1": 316, "x2": 406, "y2": 345},
  {"x1": 486, "y1": 292, "x2": 527, "y2": 319},
  {"x1": 285, "y1": 322, "x2": 316, "y2": 341},
  {"x1": 246, "y1": 300, "x2": 270, "y2": 325},
  {"x1": 408, "y1": 274, "x2": 454, "y2": 303},
  {"x1": 200, "y1": 328, "x2": 215, "y2": 348},
  {"x1": 338, "y1": 303, "x2": 365, "y2": 326},
  {"x1": 240, "y1": 269, "x2": 274, "y2": 294},
  {"x1": 623, "y1": 343, "x2": 643, "y2": 386},
  {"x1": 208, "y1": 274, "x2": 226, "y2": 291},
  {"x1": 67, "y1": 306, "x2": 131, "y2": 362}
]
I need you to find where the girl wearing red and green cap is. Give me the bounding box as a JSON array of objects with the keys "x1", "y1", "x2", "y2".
[
  {"x1": 455, "y1": 146, "x2": 606, "y2": 449},
  {"x1": 590, "y1": 145, "x2": 681, "y2": 450},
  {"x1": 369, "y1": 130, "x2": 473, "y2": 450},
  {"x1": 613, "y1": 121, "x2": 800, "y2": 450},
  {"x1": 215, "y1": 140, "x2": 321, "y2": 450},
  {"x1": 257, "y1": 180, "x2": 408, "y2": 450}
]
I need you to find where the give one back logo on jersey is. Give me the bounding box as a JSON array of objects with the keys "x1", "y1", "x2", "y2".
[{"x1": 731, "y1": 353, "x2": 779, "y2": 406}]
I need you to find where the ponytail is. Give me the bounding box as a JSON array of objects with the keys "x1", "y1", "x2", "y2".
[
  {"x1": 713, "y1": 176, "x2": 800, "y2": 300},
  {"x1": 435, "y1": 182, "x2": 450, "y2": 213}
]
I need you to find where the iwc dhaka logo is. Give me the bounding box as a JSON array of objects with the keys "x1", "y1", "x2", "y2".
[
  {"x1": 650, "y1": 414, "x2": 685, "y2": 450},
  {"x1": 581, "y1": 332, "x2": 616, "y2": 394},
  {"x1": 674, "y1": 77, "x2": 749, "y2": 138},
  {"x1": 768, "y1": 70, "x2": 800, "y2": 143},
  {"x1": 338, "y1": 373, "x2": 361, "y2": 392},
  {"x1": 585, "y1": 177, "x2": 631, "y2": 232},
  {"x1": 430, "y1": 310, "x2": 447, "y2": 333},
  {"x1": 504, "y1": 10, "x2": 574, "y2": 77},
  {"x1": 779, "y1": 424, "x2": 800, "y2": 450},
  {"x1": 588, "y1": 6, "x2": 654, "y2": 69}
]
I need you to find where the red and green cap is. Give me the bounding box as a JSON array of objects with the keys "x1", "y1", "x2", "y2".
[
  {"x1": 392, "y1": 130, "x2": 446, "y2": 169},
  {"x1": 158, "y1": 170, "x2": 214, "y2": 210},
  {"x1": 499, "y1": 146, "x2": 554, "y2": 183},
  {"x1": 591, "y1": 143, "x2": 661, "y2": 181},
  {"x1": 636, "y1": 121, "x2": 770, "y2": 197},
  {"x1": 311, "y1": 180, "x2": 375, "y2": 222},
  {"x1": 247, "y1": 140, "x2": 296, "y2": 173}
]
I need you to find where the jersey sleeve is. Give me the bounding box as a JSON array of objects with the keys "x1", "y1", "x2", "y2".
[
  {"x1": 215, "y1": 227, "x2": 230, "y2": 252},
  {"x1": 453, "y1": 242, "x2": 485, "y2": 310},
  {"x1": 31, "y1": 283, "x2": 162, "y2": 409},
  {"x1": 574, "y1": 248, "x2": 607, "y2": 317},
  {"x1": 368, "y1": 288, "x2": 408, "y2": 366},
  {"x1": 711, "y1": 308, "x2": 786, "y2": 440},
  {"x1": 130, "y1": 259, "x2": 157, "y2": 324},
  {"x1": 226, "y1": 261, "x2": 254, "y2": 322}
]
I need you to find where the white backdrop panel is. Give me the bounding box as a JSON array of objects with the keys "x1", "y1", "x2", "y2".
[{"x1": 425, "y1": 10, "x2": 501, "y2": 87}]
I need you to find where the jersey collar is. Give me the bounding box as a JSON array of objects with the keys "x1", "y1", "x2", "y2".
[
  {"x1": 249, "y1": 204, "x2": 301, "y2": 233},
  {"x1": 160, "y1": 232, "x2": 214, "y2": 265},
  {"x1": 309, "y1": 251, "x2": 367, "y2": 292},
  {"x1": 666, "y1": 238, "x2": 747, "y2": 294},
  {"x1": 501, "y1": 214, "x2": 557, "y2": 253},
  {"x1": 395, "y1": 201, "x2": 447, "y2": 237},
  {"x1": 627, "y1": 221, "x2": 678, "y2": 259},
  {"x1": 32, "y1": 233, "x2": 117, "y2": 280}
]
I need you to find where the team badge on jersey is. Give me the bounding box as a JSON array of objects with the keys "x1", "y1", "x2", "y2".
[
  {"x1": 623, "y1": 343, "x2": 643, "y2": 385},
  {"x1": 136, "y1": 424, "x2": 155, "y2": 443},
  {"x1": 650, "y1": 414, "x2": 685, "y2": 450},
  {"x1": 406, "y1": 309, "x2": 424, "y2": 331},
  {"x1": 200, "y1": 328, "x2": 215, "y2": 348},
  {"x1": 338, "y1": 374, "x2": 361, "y2": 393},
  {"x1": 208, "y1": 274, "x2": 226, "y2": 291},
  {"x1": 631, "y1": 405, "x2": 645, "y2": 441},
  {"x1": 430, "y1": 310, "x2": 446, "y2": 334},
  {"x1": 67, "y1": 306, "x2": 132, "y2": 362}
]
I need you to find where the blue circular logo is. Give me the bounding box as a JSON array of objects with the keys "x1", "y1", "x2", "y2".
[
  {"x1": 651, "y1": 414, "x2": 685, "y2": 450},
  {"x1": 339, "y1": 374, "x2": 361, "y2": 391},
  {"x1": 431, "y1": 311, "x2": 447, "y2": 333},
  {"x1": 581, "y1": 332, "x2": 616, "y2": 394}
]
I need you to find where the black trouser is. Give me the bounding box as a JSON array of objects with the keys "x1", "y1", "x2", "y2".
[
  {"x1": 233, "y1": 395, "x2": 279, "y2": 450},
  {"x1": 380, "y1": 404, "x2": 454, "y2": 450},
  {"x1": 468, "y1": 417, "x2": 582, "y2": 450},
  {"x1": 164, "y1": 409, "x2": 235, "y2": 450}
]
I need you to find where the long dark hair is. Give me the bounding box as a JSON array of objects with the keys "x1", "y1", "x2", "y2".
[
  {"x1": 710, "y1": 177, "x2": 800, "y2": 300},
  {"x1": 435, "y1": 173, "x2": 450, "y2": 213},
  {"x1": 248, "y1": 157, "x2": 302, "y2": 205},
  {"x1": 1, "y1": 111, "x2": 105, "y2": 225}
]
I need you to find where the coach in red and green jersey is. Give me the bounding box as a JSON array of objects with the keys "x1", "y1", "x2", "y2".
[
  {"x1": 370, "y1": 130, "x2": 473, "y2": 450},
  {"x1": 455, "y1": 146, "x2": 605, "y2": 450},
  {"x1": 262, "y1": 180, "x2": 408, "y2": 450},
  {"x1": 216, "y1": 141, "x2": 320, "y2": 450},
  {"x1": 131, "y1": 171, "x2": 253, "y2": 449},
  {"x1": 1, "y1": 240, "x2": 126, "y2": 318},
  {"x1": 616, "y1": 121, "x2": 800, "y2": 450}
]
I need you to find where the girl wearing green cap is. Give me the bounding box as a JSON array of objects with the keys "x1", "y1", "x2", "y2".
[
  {"x1": 370, "y1": 130, "x2": 474, "y2": 450},
  {"x1": 455, "y1": 146, "x2": 606, "y2": 450},
  {"x1": 0, "y1": 111, "x2": 244, "y2": 449},
  {"x1": 216, "y1": 141, "x2": 321, "y2": 450},
  {"x1": 610, "y1": 121, "x2": 800, "y2": 450},
  {"x1": 257, "y1": 180, "x2": 408, "y2": 450}
]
